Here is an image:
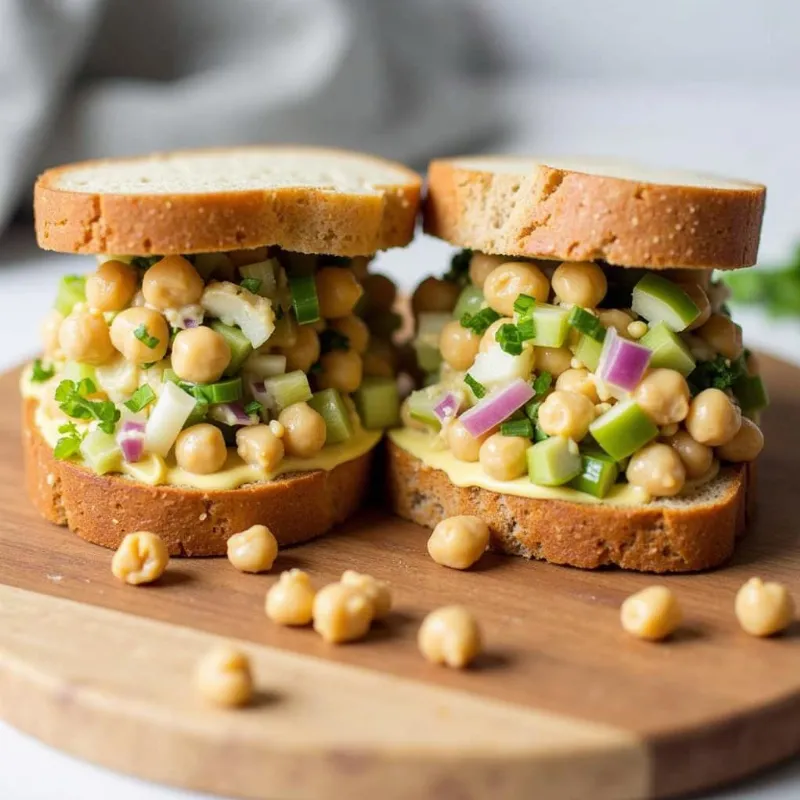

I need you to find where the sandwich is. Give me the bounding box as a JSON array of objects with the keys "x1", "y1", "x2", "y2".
[
  {"x1": 23, "y1": 146, "x2": 420, "y2": 555},
  {"x1": 388, "y1": 157, "x2": 767, "y2": 573}
]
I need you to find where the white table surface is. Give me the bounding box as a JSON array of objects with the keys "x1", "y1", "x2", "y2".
[{"x1": 0, "y1": 228, "x2": 798, "y2": 798}]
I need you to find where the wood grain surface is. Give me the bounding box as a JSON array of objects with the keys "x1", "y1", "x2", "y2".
[{"x1": 0, "y1": 357, "x2": 799, "y2": 799}]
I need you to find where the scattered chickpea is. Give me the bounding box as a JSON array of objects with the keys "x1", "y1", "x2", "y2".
[
  {"x1": 468, "y1": 252, "x2": 506, "y2": 288},
  {"x1": 279, "y1": 402, "x2": 327, "y2": 458},
  {"x1": 625, "y1": 442, "x2": 686, "y2": 497},
  {"x1": 479, "y1": 433, "x2": 529, "y2": 480},
  {"x1": 620, "y1": 586, "x2": 682, "y2": 641},
  {"x1": 627, "y1": 320, "x2": 648, "y2": 339},
  {"x1": 58, "y1": 310, "x2": 116, "y2": 366},
  {"x1": 533, "y1": 346, "x2": 573, "y2": 377},
  {"x1": 316, "y1": 349, "x2": 363, "y2": 394},
  {"x1": 598, "y1": 309, "x2": 635, "y2": 338},
  {"x1": 142, "y1": 255, "x2": 204, "y2": 310},
  {"x1": 411, "y1": 276, "x2": 460, "y2": 315},
  {"x1": 111, "y1": 531, "x2": 169, "y2": 585},
  {"x1": 227, "y1": 524, "x2": 278, "y2": 573},
  {"x1": 361, "y1": 273, "x2": 397, "y2": 312},
  {"x1": 697, "y1": 314, "x2": 743, "y2": 361},
  {"x1": 236, "y1": 424, "x2": 285, "y2": 471},
  {"x1": 660, "y1": 423, "x2": 679, "y2": 437},
  {"x1": 330, "y1": 314, "x2": 370, "y2": 354},
  {"x1": 427, "y1": 516, "x2": 490, "y2": 570},
  {"x1": 537, "y1": 390, "x2": 595, "y2": 441},
  {"x1": 634, "y1": 369, "x2": 691, "y2": 426},
  {"x1": 194, "y1": 645, "x2": 253, "y2": 708},
  {"x1": 265, "y1": 569, "x2": 316, "y2": 626},
  {"x1": 555, "y1": 368, "x2": 599, "y2": 402},
  {"x1": 440, "y1": 320, "x2": 481, "y2": 371},
  {"x1": 663, "y1": 429, "x2": 714, "y2": 480},
  {"x1": 86, "y1": 260, "x2": 139, "y2": 312},
  {"x1": 282, "y1": 325, "x2": 321, "y2": 372},
  {"x1": 418, "y1": 606, "x2": 482, "y2": 668},
  {"x1": 685, "y1": 388, "x2": 742, "y2": 447},
  {"x1": 110, "y1": 307, "x2": 170, "y2": 364},
  {"x1": 716, "y1": 417, "x2": 764, "y2": 463},
  {"x1": 483, "y1": 262, "x2": 550, "y2": 316},
  {"x1": 312, "y1": 583, "x2": 373, "y2": 644},
  {"x1": 735, "y1": 577, "x2": 795, "y2": 637},
  {"x1": 175, "y1": 424, "x2": 228, "y2": 474},
  {"x1": 316, "y1": 267, "x2": 363, "y2": 319},
  {"x1": 445, "y1": 418, "x2": 488, "y2": 462},
  {"x1": 551, "y1": 261, "x2": 607, "y2": 308},
  {"x1": 171, "y1": 326, "x2": 231, "y2": 384},
  {"x1": 341, "y1": 570, "x2": 392, "y2": 619}
]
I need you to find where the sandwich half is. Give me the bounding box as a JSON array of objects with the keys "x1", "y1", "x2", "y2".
[
  {"x1": 24, "y1": 146, "x2": 420, "y2": 555},
  {"x1": 388, "y1": 157, "x2": 767, "y2": 573}
]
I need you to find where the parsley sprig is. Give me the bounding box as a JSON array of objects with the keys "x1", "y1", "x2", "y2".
[
  {"x1": 688, "y1": 354, "x2": 746, "y2": 396},
  {"x1": 54, "y1": 378, "x2": 120, "y2": 434},
  {"x1": 54, "y1": 421, "x2": 85, "y2": 460},
  {"x1": 31, "y1": 359, "x2": 55, "y2": 383}
]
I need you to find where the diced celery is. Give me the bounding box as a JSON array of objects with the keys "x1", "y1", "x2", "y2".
[
  {"x1": 239, "y1": 258, "x2": 280, "y2": 298},
  {"x1": 732, "y1": 374, "x2": 769, "y2": 412},
  {"x1": 406, "y1": 388, "x2": 441, "y2": 431},
  {"x1": 631, "y1": 273, "x2": 700, "y2": 332},
  {"x1": 574, "y1": 333, "x2": 603, "y2": 372},
  {"x1": 353, "y1": 377, "x2": 400, "y2": 429},
  {"x1": 145, "y1": 382, "x2": 197, "y2": 456},
  {"x1": 453, "y1": 285, "x2": 485, "y2": 320},
  {"x1": 569, "y1": 450, "x2": 620, "y2": 498},
  {"x1": 531, "y1": 303, "x2": 571, "y2": 348},
  {"x1": 308, "y1": 389, "x2": 353, "y2": 444},
  {"x1": 63, "y1": 361, "x2": 97, "y2": 386},
  {"x1": 640, "y1": 322, "x2": 696, "y2": 376},
  {"x1": 54, "y1": 275, "x2": 86, "y2": 316},
  {"x1": 80, "y1": 429, "x2": 121, "y2": 475},
  {"x1": 242, "y1": 352, "x2": 287, "y2": 379},
  {"x1": 413, "y1": 312, "x2": 451, "y2": 373},
  {"x1": 589, "y1": 400, "x2": 658, "y2": 461},
  {"x1": 527, "y1": 437, "x2": 582, "y2": 486},
  {"x1": 211, "y1": 320, "x2": 253, "y2": 376},
  {"x1": 263, "y1": 370, "x2": 312, "y2": 412}
]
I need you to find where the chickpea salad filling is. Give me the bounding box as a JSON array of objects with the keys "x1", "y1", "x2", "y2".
[
  {"x1": 395, "y1": 251, "x2": 768, "y2": 504},
  {"x1": 24, "y1": 248, "x2": 402, "y2": 488}
]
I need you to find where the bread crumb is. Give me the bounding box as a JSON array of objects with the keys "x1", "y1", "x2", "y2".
[{"x1": 199, "y1": 512, "x2": 208, "y2": 521}]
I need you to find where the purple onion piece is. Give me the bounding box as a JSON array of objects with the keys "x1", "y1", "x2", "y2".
[
  {"x1": 459, "y1": 378, "x2": 535, "y2": 438},
  {"x1": 434, "y1": 392, "x2": 460, "y2": 422}
]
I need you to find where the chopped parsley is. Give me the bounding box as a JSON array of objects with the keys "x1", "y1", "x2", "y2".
[
  {"x1": 496, "y1": 323, "x2": 523, "y2": 355},
  {"x1": 460, "y1": 306, "x2": 500, "y2": 335},
  {"x1": 54, "y1": 378, "x2": 120, "y2": 435},
  {"x1": 133, "y1": 324, "x2": 160, "y2": 349},
  {"x1": 532, "y1": 371, "x2": 553, "y2": 396},
  {"x1": 687, "y1": 354, "x2": 747, "y2": 395},
  {"x1": 124, "y1": 384, "x2": 156, "y2": 413},
  {"x1": 54, "y1": 421, "x2": 85, "y2": 460},
  {"x1": 464, "y1": 373, "x2": 486, "y2": 399},
  {"x1": 240, "y1": 277, "x2": 262, "y2": 294},
  {"x1": 244, "y1": 400, "x2": 263, "y2": 416},
  {"x1": 513, "y1": 294, "x2": 536, "y2": 315},
  {"x1": 31, "y1": 359, "x2": 55, "y2": 383}
]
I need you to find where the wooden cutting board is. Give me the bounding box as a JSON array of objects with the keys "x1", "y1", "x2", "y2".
[{"x1": 0, "y1": 357, "x2": 799, "y2": 800}]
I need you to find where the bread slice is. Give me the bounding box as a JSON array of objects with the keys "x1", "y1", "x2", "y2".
[
  {"x1": 35, "y1": 147, "x2": 421, "y2": 257},
  {"x1": 425, "y1": 156, "x2": 765, "y2": 269},
  {"x1": 387, "y1": 439, "x2": 751, "y2": 573},
  {"x1": 23, "y1": 397, "x2": 371, "y2": 556}
]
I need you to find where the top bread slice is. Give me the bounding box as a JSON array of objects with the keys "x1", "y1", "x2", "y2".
[
  {"x1": 35, "y1": 147, "x2": 422, "y2": 257},
  {"x1": 425, "y1": 156, "x2": 766, "y2": 269}
]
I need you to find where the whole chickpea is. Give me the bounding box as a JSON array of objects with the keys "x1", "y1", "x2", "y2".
[
  {"x1": 175, "y1": 424, "x2": 228, "y2": 474},
  {"x1": 446, "y1": 418, "x2": 488, "y2": 462},
  {"x1": 634, "y1": 369, "x2": 691, "y2": 426},
  {"x1": 171, "y1": 327, "x2": 231, "y2": 384},
  {"x1": 662, "y1": 430, "x2": 714, "y2": 480},
  {"x1": 551, "y1": 261, "x2": 607, "y2": 308},
  {"x1": 86, "y1": 260, "x2": 138, "y2": 312},
  {"x1": 227, "y1": 525, "x2": 278, "y2": 573},
  {"x1": 534, "y1": 346, "x2": 573, "y2": 377},
  {"x1": 330, "y1": 315, "x2": 370, "y2": 354},
  {"x1": 236, "y1": 425, "x2": 285, "y2": 471},
  {"x1": 142, "y1": 255, "x2": 204, "y2": 310},
  {"x1": 279, "y1": 402, "x2": 327, "y2": 458},
  {"x1": 440, "y1": 320, "x2": 480, "y2": 370},
  {"x1": 598, "y1": 309, "x2": 635, "y2": 338},
  {"x1": 479, "y1": 318, "x2": 515, "y2": 354},
  {"x1": 316, "y1": 349, "x2": 363, "y2": 393},
  {"x1": 312, "y1": 583, "x2": 373, "y2": 643},
  {"x1": 555, "y1": 368, "x2": 599, "y2": 402},
  {"x1": 625, "y1": 443, "x2": 686, "y2": 497},
  {"x1": 716, "y1": 417, "x2": 764, "y2": 463},
  {"x1": 479, "y1": 433, "x2": 529, "y2": 480},
  {"x1": 537, "y1": 390, "x2": 595, "y2": 441},
  {"x1": 735, "y1": 577, "x2": 795, "y2": 637},
  {"x1": 620, "y1": 586, "x2": 682, "y2": 641},
  {"x1": 361, "y1": 273, "x2": 397, "y2": 312},
  {"x1": 677, "y1": 282, "x2": 712, "y2": 331},
  {"x1": 316, "y1": 267, "x2": 363, "y2": 319},
  {"x1": 411, "y1": 276, "x2": 460, "y2": 315},
  {"x1": 341, "y1": 570, "x2": 392, "y2": 619},
  {"x1": 194, "y1": 645, "x2": 253, "y2": 708},
  {"x1": 110, "y1": 307, "x2": 170, "y2": 364},
  {"x1": 40, "y1": 309, "x2": 64, "y2": 358},
  {"x1": 282, "y1": 325, "x2": 320, "y2": 372},
  {"x1": 468, "y1": 253, "x2": 506, "y2": 288},
  {"x1": 266, "y1": 569, "x2": 317, "y2": 626},
  {"x1": 418, "y1": 606, "x2": 482, "y2": 668},
  {"x1": 696, "y1": 314, "x2": 743, "y2": 360},
  {"x1": 483, "y1": 262, "x2": 550, "y2": 316},
  {"x1": 685, "y1": 388, "x2": 742, "y2": 447},
  {"x1": 111, "y1": 531, "x2": 169, "y2": 585},
  {"x1": 58, "y1": 310, "x2": 116, "y2": 366},
  {"x1": 427, "y1": 516, "x2": 490, "y2": 570}
]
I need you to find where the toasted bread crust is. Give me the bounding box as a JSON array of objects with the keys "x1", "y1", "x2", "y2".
[
  {"x1": 424, "y1": 158, "x2": 765, "y2": 269},
  {"x1": 23, "y1": 398, "x2": 371, "y2": 556},
  {"x1": 386, "y1": 440, "x2": 749, "y2": 573},
  {"x1": 34, "y1": 147, "x2": 421, "y2": 257}
]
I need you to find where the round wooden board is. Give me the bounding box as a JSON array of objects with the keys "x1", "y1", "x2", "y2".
[{"x1": 0, "y1": 357, "x2": 799, "y2": 800}]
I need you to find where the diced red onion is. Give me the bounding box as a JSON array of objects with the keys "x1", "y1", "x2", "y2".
[
  {"x1": 209, "y1": 402, "x2": 259, "y2": 427},
  {"x1": 434, "y1": 392, "x2": 460, "y2": 422},
  {"x1": 597, "y1": 328, "x2": 652, "y2": 393},
  {"x1": 117, "y1": 420, "x2": 146, "y2": 463},
  {"x1": 249, "y1": 380, "x2": 272, "y2": 410},
  {"x1": 459, "y1": 378, "x2": 535, "y2": 438},
  {"x1": 183, "y1": 317, "x2": 199, "y2": 329}
]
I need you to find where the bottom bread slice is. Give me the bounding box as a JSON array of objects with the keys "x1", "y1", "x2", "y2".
[
  {"x1": 23, "y1": 398, "x2": 372, "y2": 556},
  {"x1": 387, "y1": 440, "x2": 751, "y2": 573}
]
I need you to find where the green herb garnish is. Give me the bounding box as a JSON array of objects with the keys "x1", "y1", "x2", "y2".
[
  {"x1": 133, "y1": 324, "x2": 160, "y2": 349},
  {"x1": 240, "y1": 277, "x2": 262, "y2": 294},
  {"x1": 496, "y1": 323, "x2": 523, "y2": 355},
  {"x1": 687, "y1": 354, "x2": 747, "y2": 395},
  {"x1": 523, "y1": 400, "x2": 541, "y2": 421},
  {"x1": 31, "y1": 359, "x2": 55, "y2": 383},
  {"x1": 124, "y1": 384, "x2": 156, "y2": 413},
  {"x1": 513, "y1": 294, "x2": 536, "y2": 315},
  {"x1": 54, "y1": 378, "x2": 120, "y2": 434},
  {"x1": 460, "y1": 306, "x2": 500, "y2": 335},
  {"x1": 319, "y1": 329, "x2": 350, "y2": 353},
  {"x1": 54, "y1": 421, "x2": 86, "y2": 460},
  {"x1": 244, "y1": 400, "x2": 263, "y2": 416},
  {"x1": 532, "y1": 371, "x2": 553, "y2": 396},
  {"x1": 567, "y1": 306, "x2": 606, "y2": 342},
  {"x1": 464, "y1": 373, "x2": 486, "y2": 399},
  {"x1": 500, "y1": 418, "x2": 534, "y2": 438}
]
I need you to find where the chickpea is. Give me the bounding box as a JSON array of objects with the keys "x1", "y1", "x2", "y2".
[
  {"x1": 598, "y1": 309, "x2": 635, "y2": 338},
  {"x1": 110, "y1": 307, "x2": 169, "y2": 364},
  {"x1": 663, "y1": 430, "x2": 714, "y2": 479},
  {"x1": 446, "y1": 418, "x2": 488, "y2": 462},
  {"x1": 634, "y1": 369, "x2": 691, "y2": 426},
  {"x1": 537, "y1": 390, "x2": 595, "y2": 441},
  {"x1": 479, "y1": 433, "x2": 529, "y2": 481},
  {"x1": 483, "y1": 262, "x2": 550, "y2": 316},
  {"x1": 142, "y1": 255, "x2": 204, "y2": 310},
  {"x1": 468, "y1": 253, "x2": 506, "y2": 288},
  {"x1": 555, "y1": 368, "x2": 599, "y2": 402},
  {"x1": 316, "y1": 267, "x2": 363, "y2": 319},
  {"x1": 418, "y1": 606, "x2": 482, "y2": 668},
  {"x1": 551, "y1": 261, "x2": 607, "y2": 308},
  {"x1": 361, "y1": 273, "x2": 397, "y2": 312},
  {"x1": 194, "y1": 645, "x2": 253, "y2": 707},
  {"x1": 330, "y1": 314, "x2": 370, "y2": 354},
  {"x1": 427, "y1": 516, "x2": 490, "y2": 570},
  {"x1": 279, "y1": 402, "x2": 327, "y2": 458},
  {"x1": 266, "y1": 569, "x2": 316, "y2": 626},
  {"x1": 440, "y1": 320, "x2": 480, "y2": 370},
  {"x1": 175, "y1": 424, "x2": 228, "y2": 474},
  {"x1": 111, "y1": 531, "x2": 169, "y2": 585},
  {"x1": 40, "y1": 309, "x2": 64, "y2": 357},
  {"x1": 626, "y1": 443, "x2": 686, "y2": 497},
  {"x1": 316, "y1": 349, "x2": 363, "y2": 393},
  {"x1": 58, "y1": 311, "x2": 115, "y2": 365},
  {"x1": 716, "y1": 417, "x2": 764, "y2": 463},
  {"x1": 685, "y1": 388, "x2": 742, "y2": 447},
  {"x1": 341, "y1": 570, "x2": 392, "y2": 620},
  {"x1": 281, "y1": 325, "x2": 320, "y2": 372},
  {"x1": 627, "y1": 320, "x2": 648, "y2": 340},
  {"x1": 171, "y1": 327, "x2": 231, "y2": 384},
  {"x1": 479, "y1": 318, "x2": 515, "y2": 354},
  {"x1": 696, "y1": 314, "x2": 743, "y2": 360},
  {"x1": 411, "y1": 276, "x2": 460, "y2": 315},
  {"x1": 735, "y1": 577, "x2": 795, "y2": 637},
  {"x1": 312, "y1": 583, "x2": 373, "y2": 643},
  {"x1": 86, "y1": 260, "x2": 138, "y2": 312},
  {"x1": 677, "y1": 282, "x2": 711, "y2": 331},
  {"x1": 227, "y1": 524, "x2": 278, "y2": 573},
  {"x1": 534, "y1": 346, "x2": 572, "y2": 377},
  {"x1": 236, "y1": 424, "x2": 285, "y2": 471},
  {"x1": 620, "y1": 586, "x2": 682, "y2": 641}
]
